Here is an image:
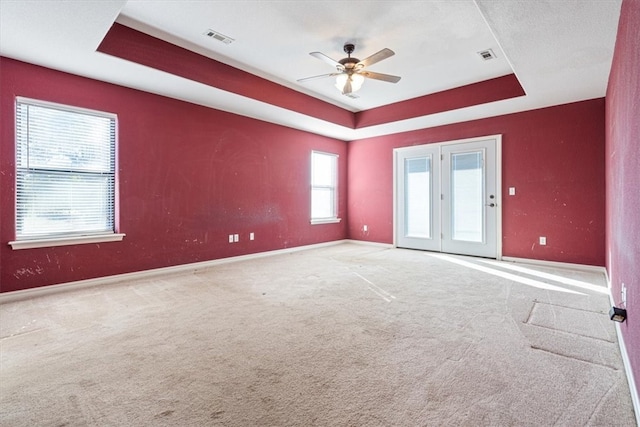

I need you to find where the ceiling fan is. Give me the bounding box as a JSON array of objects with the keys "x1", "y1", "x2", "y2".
[{"x1": 298, "y1": 43, "x2": 401, "y2": 95}]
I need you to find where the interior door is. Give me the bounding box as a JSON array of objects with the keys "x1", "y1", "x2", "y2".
[{"x1": 395, "y1": 136, "x2": 499, "y2": 258}]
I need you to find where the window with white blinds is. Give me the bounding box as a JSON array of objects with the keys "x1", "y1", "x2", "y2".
[
  {"x1": 15, "y1": 98, "x2": 117, "y2": 241},
  {"x1": 311, "y1": 151, "x2": 340, "y2": 224}
]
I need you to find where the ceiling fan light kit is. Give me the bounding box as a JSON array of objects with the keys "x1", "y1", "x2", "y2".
[
  {"x1": 335, "y1": 73, "x2": 365, "y2": 94},
  {"x1": 298, "y1": 42, "x2": 401, "y2": 96}
]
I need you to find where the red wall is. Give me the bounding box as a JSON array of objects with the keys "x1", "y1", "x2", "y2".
[
  {"x1": 98, "y1": 23, "x2": 355, "y2": 129},
  {"x1": 347, "y1": 99, "x2": 606, "y2": 266},
  {"x1": 0, "y1": 58, "x2": 348, "y2": 292},
  {"x1": 606, "y1": 0, "x2": 640, "y2": 396},
  {"x1": 0, "y1": 57, "x2": 610, "y2": 292}
]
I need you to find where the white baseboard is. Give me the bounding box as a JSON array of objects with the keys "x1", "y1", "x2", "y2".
[
  {"x1": 0, "y1": 239, "x2": 349, "y2": 304},
  {"x1": 606, "y1": 276, "x2": 640, "y2": 425},
  {"x1": 614, "y1": 321, "x2": 640, "y2": 426},
  {"x1": 343, "y1": 239, "x2": 394, "y2": 249},
  {"x1": 500, "y1": 256, "x2": 607, "y2": 275}
]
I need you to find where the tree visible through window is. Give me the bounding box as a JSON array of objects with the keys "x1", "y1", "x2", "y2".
[
  {"x1": 15, "y1": 98, "x2": 117, "y2": 240},
  {"x1": 311, "y1": 151, "x2": 339, "y2": 223}
]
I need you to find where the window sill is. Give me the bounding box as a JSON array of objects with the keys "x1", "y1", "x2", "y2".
[
  {"x1": 9, "y1": 233, "x2": 126, "y2": 250},
  {"x1": 310, "y1": 218, "x2": 342, "y2": 225}
]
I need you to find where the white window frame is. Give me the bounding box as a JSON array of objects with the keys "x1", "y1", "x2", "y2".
[
  {"x1": 310, "y1": 150, "x2": 341, "y2": 225},
  {"x1": 9, "y1": 97, "x2": 125, "y2": 250}
]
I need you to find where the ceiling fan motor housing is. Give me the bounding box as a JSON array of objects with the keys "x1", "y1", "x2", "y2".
[{"x1": 339, "y1": 44, "x2": 360, "y2": 72}]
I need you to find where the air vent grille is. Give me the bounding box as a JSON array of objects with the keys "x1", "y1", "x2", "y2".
[
  {"x1": 478, "y1": 49, "x2": 496, "y2": 61},
  {"x1": 204, "y1": 29, "x2": 234, "y2": 45}
]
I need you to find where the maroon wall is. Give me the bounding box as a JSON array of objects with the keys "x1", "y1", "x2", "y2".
[
  {"x1": 606, "y1": 0, "x2": 640, "y2": 396},
  {"x1": 347, "y1": 99, "x2": 606, "y2": 266},
  {"x1": 0, "y1": 58, "x2": 348, "y2": 292}
]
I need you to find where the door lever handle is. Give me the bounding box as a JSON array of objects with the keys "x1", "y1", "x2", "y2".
[{"x1": 485, "y1": 203, "x2": 496, "y2": 207}]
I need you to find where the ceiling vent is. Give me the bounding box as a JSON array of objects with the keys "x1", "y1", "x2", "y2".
[
  {"x1": 478, "y1": 49, "x2": 496, "y2": 61},
  {"x1": 204, "y1": 29, "x2": 234, "y2": 45}
]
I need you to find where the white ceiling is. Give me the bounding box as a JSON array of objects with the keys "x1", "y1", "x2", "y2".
[{"x1": 0, "y1": 0, "x2": 623, "y2": 141}]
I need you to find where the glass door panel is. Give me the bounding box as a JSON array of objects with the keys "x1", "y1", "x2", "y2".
[
  {"x1": 451, "y1": 151, "x2": 484, "y2": 242},
  {"x1": 405, "y1": 157, "x2": 431, "y2": 238}
]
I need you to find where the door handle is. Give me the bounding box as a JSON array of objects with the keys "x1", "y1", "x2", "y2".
[{"x1": 486, "y1": 203, "x2": 496, "y2": 207}]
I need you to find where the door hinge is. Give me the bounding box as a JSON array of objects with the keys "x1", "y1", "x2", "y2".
[
  {"x1": 441, "y1": 194, "x2": 444, "y2": 200},
  {"x1": 441, "y1": 233, "x2": 444, "y2": 239},
  {"x1": 441, "y1": 154, "x2": 443, "y2": 161}
]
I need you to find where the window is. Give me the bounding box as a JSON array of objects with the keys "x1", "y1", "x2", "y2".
[
  {"x1": 311, "y1": 151, "x2": 340, "y2": 224},
  {"x1": 10, "y1": 98, "x2": 124, "y2": 249}
]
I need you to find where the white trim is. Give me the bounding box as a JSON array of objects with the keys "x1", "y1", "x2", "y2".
[
  {"x1": 607, "y1": 276, "x2": 640, "y2": 426},
  {"x1": 9, "y1": 233, "x2": 125, "y2": 250},
  {"x1": 614, "y1": 321, "x2": 640, "y2": 426},
  {"x1": 16, "y1": 96, "x2": 117, "y2": 119},
  {"x1": 495, "y1": 136, "x2": 503, "y2": 259},
  {"x1": 310, "y1": 218, "x2": 341, "y2": 225},
  {"x1": 311, "y1": 150, "x2": 339, "y2": 223},
  {"x1": 392, "y1": 149, "x2": 398, "y2": 248},
  {"x1": 0, "y1": 239, "x2": 346, "y2": 304},
  {"x1": 14, "y1": 97, "x2": 119, "y2": 248},
  {"x1": 501, "y1": 256, "x2": 607, "y2": 275},
  {"x1": 343, "y1": 239, "x2": 394, "y2": 249}
]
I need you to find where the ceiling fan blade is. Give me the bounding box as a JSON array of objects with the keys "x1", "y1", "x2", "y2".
[
  {"x1": 357, "y1": 48, "x2": 395, "y2": 68},
  {"x1": 297, "y1": 72, "x2": 342, "y2": 83},
  {"x1": 360, "y1": 71, "x2": 401, "y2": 83},
  {"x1": 309, "y1": 52, "x2": 342, "y2": 68}
]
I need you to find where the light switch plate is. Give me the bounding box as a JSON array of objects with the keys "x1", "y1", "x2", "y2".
[{"x1": 509, "y1": 187, "x2": 516, "y2": 195}]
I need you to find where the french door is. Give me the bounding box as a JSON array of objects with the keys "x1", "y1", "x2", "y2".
[{"x1": 395, "y1": 136, "x2": 500, "y2": 258}]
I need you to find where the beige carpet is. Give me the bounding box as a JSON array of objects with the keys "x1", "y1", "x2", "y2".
[{"x1": 0, "y1": 243, "x2": 636, "y2": 426}]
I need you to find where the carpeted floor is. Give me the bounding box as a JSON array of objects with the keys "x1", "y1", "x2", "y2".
[{"x1": 0, "y1": 243, "x2": 636, "y2": 426}]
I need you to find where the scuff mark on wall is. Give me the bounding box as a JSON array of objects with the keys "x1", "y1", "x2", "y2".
[{"x1": 13, "y1": 266, "x2": 44, "y2": 278}]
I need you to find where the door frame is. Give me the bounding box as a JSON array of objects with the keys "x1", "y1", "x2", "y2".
[{"x1": 393, "y1": 134, "x2": 503, "y2": 259}]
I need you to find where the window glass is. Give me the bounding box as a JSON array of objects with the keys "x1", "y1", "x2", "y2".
[
  {"x1": 311, "y1": 151, "x2": 338, "y2": 221},
  {"x1": 15, "y1": 98, "x2": 117, "y2": 240}
]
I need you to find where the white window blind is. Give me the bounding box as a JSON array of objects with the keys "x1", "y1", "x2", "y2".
[
  {"x1": 15, "y1": 98, "x2": 116, "y2": 240},
  {"x1": 311, "y1": 151, "x2": 338, "y2": 222}
]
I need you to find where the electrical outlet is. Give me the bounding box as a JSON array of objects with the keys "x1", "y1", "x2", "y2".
[
  {"x1": 250, "y1": 232, "x2": 255, "y2": 241},
  {"x1": 234, "y1": 234, "x2": 239, "y2": 242},
  {"x1": 228, "y1": 234, "x2": 234, "y2": 243},
  {"x1": 509, "y1": 187, "x2": 516, "y2": 196},
  {"x1": 539, "y1": 236, "x2": 546, "y2": 245},
  {"x1": 363, "y1": 225, "x2": 368, "y2": 232}
]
